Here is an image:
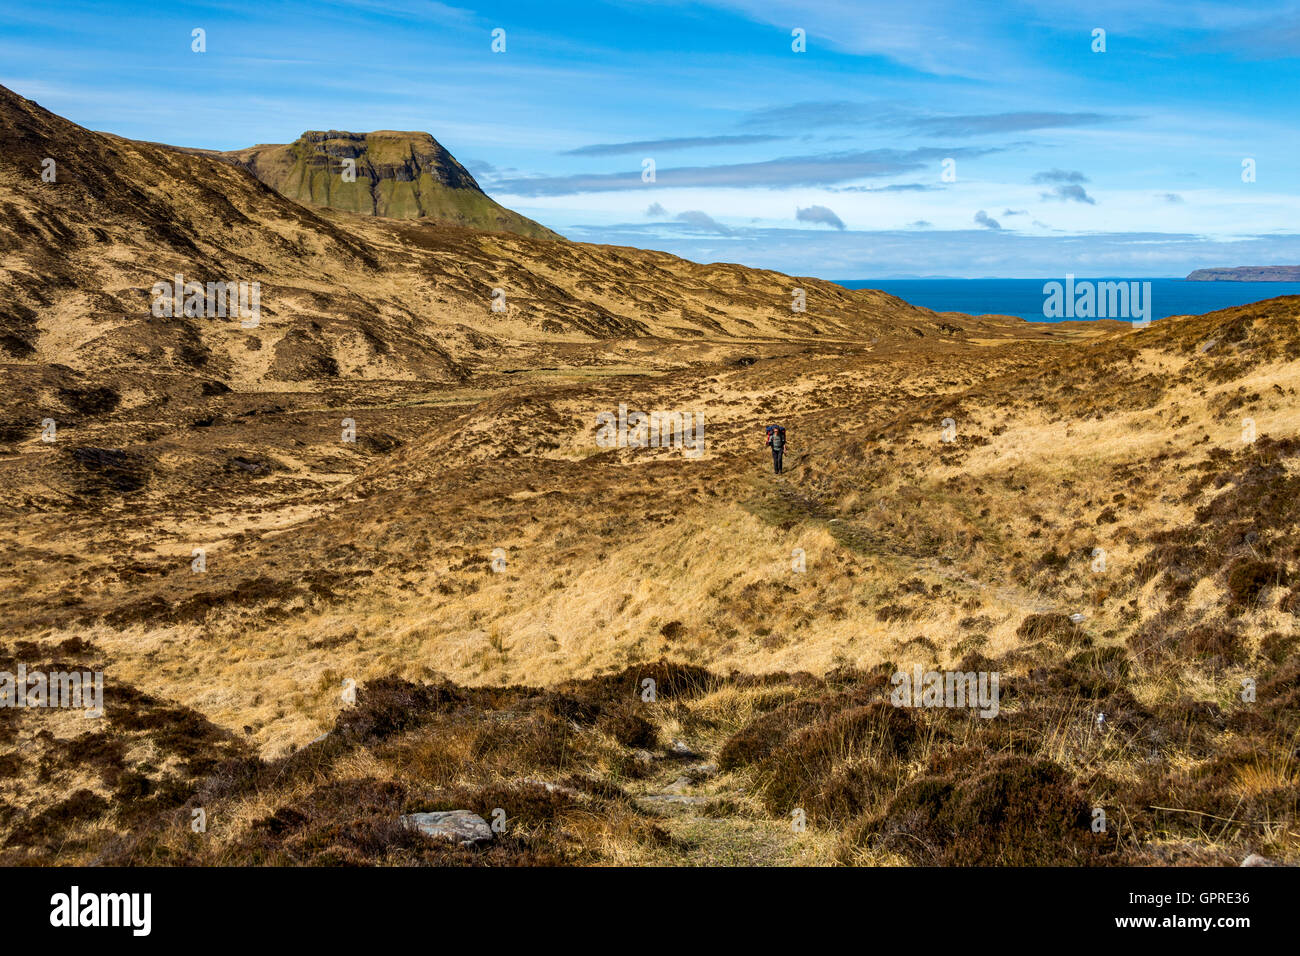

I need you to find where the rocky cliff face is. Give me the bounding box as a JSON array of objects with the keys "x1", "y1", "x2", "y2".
[{"x1": 220, "y1": 130, "x2": 560, "y2": 239}]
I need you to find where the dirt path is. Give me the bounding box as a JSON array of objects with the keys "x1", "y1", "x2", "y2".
[{"x1": 627, "y1": 745, "x2": 840, "y2": 866}]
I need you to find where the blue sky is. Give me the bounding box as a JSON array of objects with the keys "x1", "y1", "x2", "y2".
[{"x1": 3, "y1": 0, "x2": 1299, "y2": 277}]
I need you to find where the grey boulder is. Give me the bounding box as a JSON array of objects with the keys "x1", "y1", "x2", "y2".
[{"x1": 401, "y1": 810, "x2": 493, "y2": 847}]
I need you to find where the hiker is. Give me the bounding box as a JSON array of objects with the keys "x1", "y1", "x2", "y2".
[{"x1": 765, "y1": 423, "x2": 786, "y2": 474}]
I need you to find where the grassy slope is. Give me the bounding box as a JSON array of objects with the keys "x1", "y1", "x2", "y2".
[
  {"x1": 1, "y1": 84, "x2": 1296, "y2": 867},
  {"x1": 2, "y1": 298, "x2": 1297, "y2": 865}
]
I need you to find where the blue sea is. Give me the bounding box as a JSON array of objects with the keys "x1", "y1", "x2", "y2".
[{"x1": 834, "y1": 278, "x2": 1300, "y2": 323}]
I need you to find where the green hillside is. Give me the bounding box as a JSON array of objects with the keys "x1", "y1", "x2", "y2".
[{"x1": 222, "y1": 130, "x2": 561, "y2": 240}]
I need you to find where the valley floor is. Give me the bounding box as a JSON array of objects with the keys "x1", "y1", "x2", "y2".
[{"x1": 1, "y1": 305, "x2": 1298, "y2": 866}]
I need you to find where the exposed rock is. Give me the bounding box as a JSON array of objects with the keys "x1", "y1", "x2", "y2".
[
  {"x1": 519, "y1": 778, "x2": 585, "y2": 800},
  {"x1": 668, "y1": 739, "x2": 701, "y2": 760},
  {"x1": 401, "y1": 810, "x2": 493, "y2": 847}
]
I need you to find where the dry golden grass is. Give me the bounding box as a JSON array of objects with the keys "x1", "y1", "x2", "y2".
[{"x1": 3, "y1": 82, "x2": 1298, "y2": 865}]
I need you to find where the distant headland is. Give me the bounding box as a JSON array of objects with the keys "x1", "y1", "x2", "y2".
[{"x1": 1186, "y1": 265, "x2": 1300, "y2": 281}]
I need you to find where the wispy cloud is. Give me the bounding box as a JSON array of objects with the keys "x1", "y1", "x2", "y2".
[
  {"x1": 564, "y1": 134, "x2": 785, "y2": 156},
  {"x1": 703, "y1": 0, "x2": 1300, "y2": 78},
  {"x1": 974, "y1": 209, "x2": 1002, "y2": 230},
  {"x1": 909, "y1": 111, "x2": 1121, "y2": 137},
  {"x1": 493, "y1": 146, "x2": 999, "y2": 195},
  {"x1": 743, "y1": 102, "x2": 1125, "y2": 136},
  {"x1": 314, "y1": 0, "x2": 479, "y2": 24},
  {"x1": 742, "y1": 100, "x2": 877, "y2": 128},
  {"x1": 1206, "y1": 10, "x2": 1300, "y2": 59},
  {"x1": 1032, "y1": 169, "x2": 1089, "y2": 184},
  {"x1": 833, "y1": 183, "x2": 938, "y2": 193}
]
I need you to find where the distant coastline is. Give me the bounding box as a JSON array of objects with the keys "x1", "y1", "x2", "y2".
[{"x1": 1186, "y1": 265, "x2": 1300, "y2": 282}]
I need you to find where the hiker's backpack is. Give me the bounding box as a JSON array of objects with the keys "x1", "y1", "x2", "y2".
[{"x1": 768, "y1": 424, "x2": 786, "y2": 447}]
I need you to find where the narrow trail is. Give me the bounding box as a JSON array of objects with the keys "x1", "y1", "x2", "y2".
[
  {"x1": 762, "y1": 472, "x2": 1067, "y2": 617},
  {"x1": 627, "y1": 743, "x2": 838, "y2": 866},
  {"x1": 610, "y1": 450, "x2": 1074, "y2": 864}
]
